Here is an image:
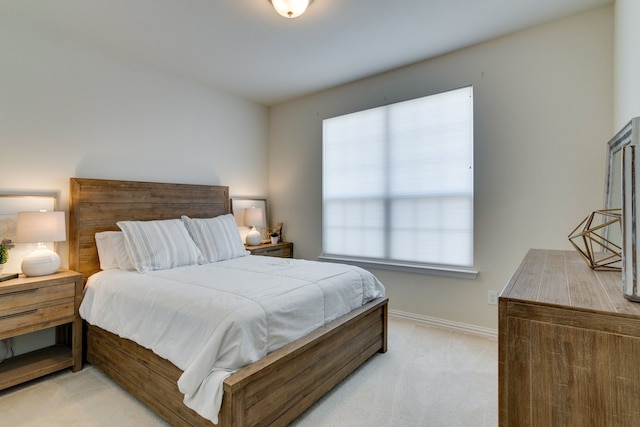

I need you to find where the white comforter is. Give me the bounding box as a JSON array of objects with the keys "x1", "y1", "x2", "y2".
[{"x1": 79, "y1": 255, "x2": 386, "y2": 424}]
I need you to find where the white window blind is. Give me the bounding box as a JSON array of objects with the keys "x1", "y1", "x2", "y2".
[{"x1": 322, "y1": 86, "x2": 474, "y2": 269}]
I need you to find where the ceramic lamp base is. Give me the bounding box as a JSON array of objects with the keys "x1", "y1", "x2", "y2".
[
  {"x1": 246, "y1": 227, "x2": 262, "y2": 246},
  {"x1": 21, "y1": 248, "x2": 61, "y2": 277}
]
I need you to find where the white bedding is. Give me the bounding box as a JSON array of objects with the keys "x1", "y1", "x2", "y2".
[{"x1": 79, "y1": 255, "x2": 386, "y2": 424}]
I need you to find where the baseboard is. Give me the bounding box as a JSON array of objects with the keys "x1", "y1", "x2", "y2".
[{"x1": 389, "y1": 309, "x2": 498, "y2": 339}]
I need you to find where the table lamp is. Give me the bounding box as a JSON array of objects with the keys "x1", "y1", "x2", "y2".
[
  {"x1": 244, "y1": 207, "x2": 264, "y2": 246},
  {"x1": 15, "y1": 211, "x2": 66, "y2": 277}
]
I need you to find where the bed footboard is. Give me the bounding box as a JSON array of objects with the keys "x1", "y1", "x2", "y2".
[{"x1": 87, "y1": 297, "x2": 388, "y2": 427}]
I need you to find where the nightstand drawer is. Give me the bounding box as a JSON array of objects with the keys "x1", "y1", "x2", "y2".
[
  {"x1": 247, "y1": 241, "x2": 294, "y2": 258},
  {"x1": 0, "y1": 282, "x2": 75, "y2": 311},
  {"x1": 0, "y1": 300, "x2": 75, "y2": 338},
  {"x1": 257, "y1": 246, "x2": 293, "y2": 257}
]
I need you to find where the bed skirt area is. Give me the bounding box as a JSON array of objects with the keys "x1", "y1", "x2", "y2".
[{"x1": 86, "y1": 297, "x2": 388, "y2": 427}]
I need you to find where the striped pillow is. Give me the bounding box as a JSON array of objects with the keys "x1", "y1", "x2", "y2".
[
  {"x1": 117, "y1": 219, "x2": 204, "y2": 273},
  {"x1": 182, "y1": 214, "x2": 248, "y2": 263}
]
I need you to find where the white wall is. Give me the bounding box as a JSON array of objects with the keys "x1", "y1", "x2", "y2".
[
  {"x1": 0, "y1": 18, "x2": 269, "y2": 216},
  {"x1": 269, "y1": 6, "x2": 614, "y2": 330},
  {"x1": 615, "y1": 0, "x2": 640, "y2": 127},
  {"x1": 0, "y1": 18, "x2": 269, "y2": 354}
]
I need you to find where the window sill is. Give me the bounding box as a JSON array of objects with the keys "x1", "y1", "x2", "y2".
[{"x1": 317, "y1": 255, "x2": 478, "y2": 279}]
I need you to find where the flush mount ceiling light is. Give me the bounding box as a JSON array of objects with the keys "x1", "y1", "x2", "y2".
[{"x1": 269, "y1": 0, "x2": 313, "y2": 18}]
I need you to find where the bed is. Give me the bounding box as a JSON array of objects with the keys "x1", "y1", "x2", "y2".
[{"x1": 68, "y1": 177, "x2": 388, "y2": 427}]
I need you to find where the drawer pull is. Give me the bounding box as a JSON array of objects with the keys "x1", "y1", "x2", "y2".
[
  {"x1": 1, "y1": 288, "x2": 38, "y2": 297},
  {"x1": 0, "y1": 309, "x2": 38, "y2": 320}
]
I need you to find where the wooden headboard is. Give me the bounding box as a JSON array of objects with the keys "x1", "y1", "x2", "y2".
[{"x1": 69, "y1": 178, "x2": 230, "y2": 283}]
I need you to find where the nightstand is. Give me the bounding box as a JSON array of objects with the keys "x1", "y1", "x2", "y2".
[
  {"x1": 0, "y1": 269, "x2": 83, "y2": 390},
  {"x1": 246, "y1": 241, "x2": 293, "y2": 258}
]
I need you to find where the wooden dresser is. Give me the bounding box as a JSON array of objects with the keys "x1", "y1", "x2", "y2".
[{"x1": 499, "y1": 249, "x2": 640, "y2": 426}]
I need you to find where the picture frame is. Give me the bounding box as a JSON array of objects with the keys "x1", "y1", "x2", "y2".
[
  {"x1": 0, "y1": 192, "x2": 58, "y2": 274},
  {"x1": 231, "y1": 198, "x2": 269, "y2": 243}
]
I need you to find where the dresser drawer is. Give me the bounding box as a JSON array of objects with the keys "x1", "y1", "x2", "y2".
[
  {"x1": 0, "y1": 282, "x2": 75, "y2": 311},
  {"x1": 0, "y1": 300, "x2": 75, "y2": 338}
]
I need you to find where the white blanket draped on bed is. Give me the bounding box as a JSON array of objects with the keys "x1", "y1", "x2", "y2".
[{"x1": 79, "y1": 255, "x2": 386, "y2": 424}]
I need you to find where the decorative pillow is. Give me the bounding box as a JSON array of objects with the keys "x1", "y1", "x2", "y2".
[
  {"x1": 182, "y1": 214, "x2": 248, "y2": 263},
  {"x1": 117, "y1": 219, "x2": 204, "y2": 273},
  {"x1": 95, "y1": 232, "x2": 119, "y2": 270}
]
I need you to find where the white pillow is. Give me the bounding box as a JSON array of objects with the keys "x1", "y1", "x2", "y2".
[
  {"x1": 95, "y1": 231, "x2": 119, "y2": 270},
  {"x1": 117, "y1": 219, "x2": 204, "y2": 273},
  {"x1": 113, "y1": 234, "x2": 136, "y2": 271},
  {"x1": 95, "y1": 231, "x2": 135, "y2": 271},
  {"x1": 182, "y1": 214, "x2": 248, "y2": 263}
]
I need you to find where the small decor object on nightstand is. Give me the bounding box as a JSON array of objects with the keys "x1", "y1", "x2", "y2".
[
  {"x1": 270, "y1": 231, "x2": 279, "y2": 244},
  {"x1": 568, "y1": 209, "x2": 621, "y2": 271},
  {"x1": 0, "y1": 240, "x2": 18, "y2": 281},
  {"x1": 0, "y1": 242, "x2": 8, "y2": 274}
]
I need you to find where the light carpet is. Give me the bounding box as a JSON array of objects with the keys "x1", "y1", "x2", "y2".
[{"x1": 0, "y1": 317, "x2": 497, "y2": 426}]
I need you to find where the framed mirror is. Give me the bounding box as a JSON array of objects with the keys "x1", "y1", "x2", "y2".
[
  {"x1": 603, "y1": 121, "x2": 633, "y2": 253},
  {"x1": 604, "y1": 118, "x2": 640, "y2": 210},
  {"x1": 604, "y1": 117, "x2": 640, "y2": 300}
]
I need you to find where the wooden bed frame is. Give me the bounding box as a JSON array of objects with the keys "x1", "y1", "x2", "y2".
[{"x1": 68, "y1": 177, "x2": 388, "y2": 427}]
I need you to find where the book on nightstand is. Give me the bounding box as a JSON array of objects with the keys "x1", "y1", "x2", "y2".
[{"x1": 0, "y1": 273, "x2": 19, "y2": 282}]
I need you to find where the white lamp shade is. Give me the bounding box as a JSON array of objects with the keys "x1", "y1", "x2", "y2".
[
  {"x1": 16, "y1": 211, "x2": 66, "y2": 243},
  {"x1": 244, "y1": 207, "x2": 265, "y2": 228},
  {"x1": 15, "y1": 211, "x2": 66, "y2": 277},
  {"x1": 270, "y1": 0, "x2": 311, "y2": 18}
]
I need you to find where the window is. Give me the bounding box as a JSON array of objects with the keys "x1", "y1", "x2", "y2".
[{"x1": 322, "y1": 86, "x2": 474, "y2": 274}]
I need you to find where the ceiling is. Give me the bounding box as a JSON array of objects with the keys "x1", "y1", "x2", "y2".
[{"x1": 2, "y1": 0, "x2": 613, "y2": 106}]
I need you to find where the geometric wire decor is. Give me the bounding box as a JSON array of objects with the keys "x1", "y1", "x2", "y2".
[{"x1": 568, "y1": 209, "x2": 622, "y2": 271}]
